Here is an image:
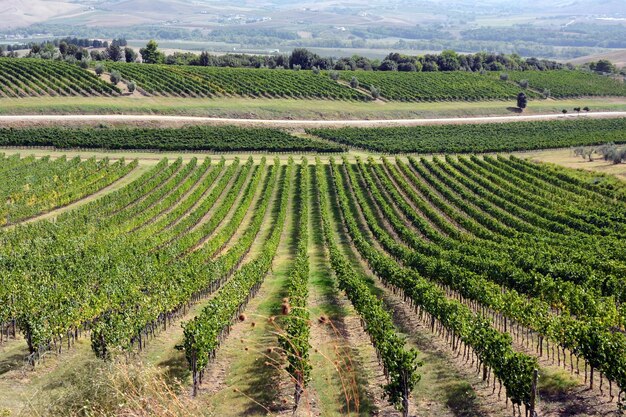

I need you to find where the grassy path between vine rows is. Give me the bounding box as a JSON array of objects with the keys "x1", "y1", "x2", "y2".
[
  {"x1": 343, "y1": 160, "x2": 622, "y2": 416},
  {"x1": 327, "y1": 162, "x2": 513, "y2": 417},
  {"x1": 322, "y1": 164, "x2": 400, "y2": 416},
  {"x1": 138, "y1": 163, "x2": 269, "y2": 381},
  {"x1": 195, "y1": 164, "x2": 294, "y2": 416},
  {"x1": 305, "y1": 164, "x2": 375, "y2": 417}
]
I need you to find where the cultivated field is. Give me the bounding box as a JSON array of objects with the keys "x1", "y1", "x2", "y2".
[
  {"x1": 3, "y1": 59, "x2": 626, "y2": 104},
  {"x1": 0, "y1": 59, "x2": 120, "y2": 97},
  {"x1": 1, "y1": 149, "x2": 625, "y2": 417},
  {"x1": 309, "y1": 117, "x2": 626, "y2": 153},
  {"x1": 2, "y1": 118, "x2": 626, "y2": 154}
]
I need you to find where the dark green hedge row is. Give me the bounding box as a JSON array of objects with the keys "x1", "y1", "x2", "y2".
[{"x1": 0, "y1": 126, "x2": 345, "y2": 153}]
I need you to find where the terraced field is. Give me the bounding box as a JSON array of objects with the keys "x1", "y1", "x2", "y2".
[{"x1": 1, "y1": 152, "x2": 625, "y2": 416}]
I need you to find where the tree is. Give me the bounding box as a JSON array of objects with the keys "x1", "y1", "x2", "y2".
[
  {"x1": 95, "y1": 64, "x2": 104, "y2": 76},
  {"x1": 59, "y1": 41, "x2": 68, "y2": 56},
  {"x1": 112, "y1": 38, "x2": 127, "y2": 48},
  {"x1": 516, "y1": 92, "x2": 527, "y2": 111},
  {"x1": 0, "y1": 46, "x2": 4, "y2": 58},
  {"x1": 379, "y1": 59, "x2": 398, "y2": 71},
  {"x1": 289, "y1": 48, "x2": 316, "y2": 70},
  {"x1": 74, "y1": 47, "x2": 87, "y2": 61},
  {"x1": 139, "y1": 40, "x2": 164, "y2": 64},
  {"x1": 500, "y1": 73, "x2": 509, "y2": 81},
  {"x1": 110, "y1": 70, "x2": 122, "y2": 85},
  {"x1": 90, "y1": 50, "x2": 105, "y2": 61},
  {"x1": 519, "y1": 79, "x2": 529, "y2": 89},
  {"x1": 107, "y1": 44, "x2": 122, "y2": 62},
  {"x1": 437, "y1": 50, "x2": 460, "y2": 71},
  {"x1": 350, "y1": 76, "x2": 359, "y2": 89},
  {"x1": 313, "y1": 57, "x2": 333, "y2": 70},
  {"x1": 124, "y1": 47, "x2": 137, "y2": 63},
  {"x1": 562, "y1": 109, "x2": 568, "y2": 115},
  {"x1": 329, "y1": 71, "x2": 339, "y2": 81},
  {"x1": 574, "y1": 107, "x2": 581, "y2": 115},
  {"x1": 590, "y1": 59, "x2": 616, "y2": 74},
  {"x1": 127, "y1": 81, "x2": 136, "y2": 93},
  {"x1": 370, "y1": 86, "x2": 380, "y2": 99},
  {"x1": 398, "y1": 62, "x2": 417, "y2": 72},
  {"x1": 422, "y1": 61, "x2": 438, "y2": 72},
  {"x1": 199, "y1": 51, "x2": 210, "y2": 66},
  {"x1": 583, "y1": 106, "x2": 590, "y2": 113}
]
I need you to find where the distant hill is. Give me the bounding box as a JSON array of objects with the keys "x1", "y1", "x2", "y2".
[
  {"x1": 0, "y1": 0, "x2": 82, "y2": 30},
  {"x1": 568, "y1": 50, "x2": 626, "y2": 68}
]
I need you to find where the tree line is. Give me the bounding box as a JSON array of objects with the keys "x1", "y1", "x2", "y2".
[
  {"x1": 5, "y1": 37, "x2": 624, "y2": 75},
  {"x1": 135, "y1": 44, "x2": 569, "y2": 72}
]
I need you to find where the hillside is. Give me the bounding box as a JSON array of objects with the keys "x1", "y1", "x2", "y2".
[
  {"x1": 0, "y1": 0, "x2": 82, "y2": 30},
  {"x1": 569, "y1": 49, "x2": 626, "y2": 68},
  {"x1": 3, "y1": 59, "x2": 626, "y2": 101},
  {"x1": 1, "y1": 148, "x2": 625, "y2": 416}
]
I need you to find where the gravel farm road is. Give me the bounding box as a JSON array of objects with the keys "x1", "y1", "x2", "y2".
[{"x1": 1, "y1": 111, "x2": 626, "y2": 128}]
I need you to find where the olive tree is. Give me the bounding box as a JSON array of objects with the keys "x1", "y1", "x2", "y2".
[{"x1": 516, "y1": 92, "x2": 527, "y2": 111}]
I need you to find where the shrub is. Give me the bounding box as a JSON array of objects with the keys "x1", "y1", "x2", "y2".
[
  {"x1": 370, "y1": 86, "x2": 380, "y2": 99},
  {"x1": 95, "y1": 64, "x2": 104, "y2": 76},
  {"x1": 127, "y1": 81, "x2": 136, "y2": 93},
  {"x1": 350, "y1": 76, "x2": 359, "y2": 89},
  {"x1": 329, "y1": 71, "x2": 339, "y2": 81},
  {"x1": 109, "y1": 70, "x2": 122, "y2": 85},
  {"x1": 500, "y1": 73, "x2": 509, "y2": 81}
]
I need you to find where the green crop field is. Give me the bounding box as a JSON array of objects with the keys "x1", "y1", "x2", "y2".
[
  {"x1": 497, "y1": 70, "x2": 626, "y2": 98},
  {"x1": 5, "y1": 118, "x2": 626, "y2": 155},
  {"x1": 0, "y1": 126, "x2": 344, "y2": 152},
  {"x1": 309, "y1": 117, "x2": 626, "y2": 153},
  {"x1": 105, "y1": 62, "x2": 370, "y2": 100},
  {"x1": 0, "y1": 58, "x2": 121, "y2": 98},
  {"x1": 1, "y1": 147, "x2": 626, "y2": 416},
  {"x1": 0, "y1": 153, "x2": 135, "y2": 225},
  {"x1": 340, "y1": 70, "x2": 529, "y2": 101},
  {"x1": 1, "y1": 59, "x2": 626, "y2": 103}
]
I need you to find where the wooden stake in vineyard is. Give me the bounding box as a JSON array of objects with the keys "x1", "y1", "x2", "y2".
[{"x1": 529, "y1": 369, "x2": 538, "y2": 417}]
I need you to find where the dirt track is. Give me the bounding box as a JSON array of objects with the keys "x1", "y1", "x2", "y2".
[{"x1": 0, "y1": 111, "x2": 625, "y2": 128}]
